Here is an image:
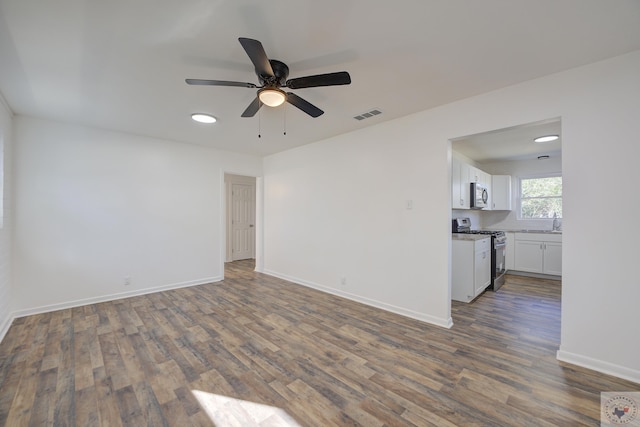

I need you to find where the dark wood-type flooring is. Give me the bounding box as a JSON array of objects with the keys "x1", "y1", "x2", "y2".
[{"x1": 0, "y1": 260, "x2": 638, "y2": 426}]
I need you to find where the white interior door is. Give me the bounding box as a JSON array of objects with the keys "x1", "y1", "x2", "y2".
[{"x1": 231, "y1": 183, "x2": 255, "y2": 261}]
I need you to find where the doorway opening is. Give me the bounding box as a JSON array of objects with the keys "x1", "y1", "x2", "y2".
[
  {"x1": 224, "y1": 173, "x2": 257, "y2": 263},
  {"x1": 449, "y1": 117, "x2": 563, "y2": 303}
]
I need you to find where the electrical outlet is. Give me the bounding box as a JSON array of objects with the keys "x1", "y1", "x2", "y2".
[{"x1": 124, "y1": 276, "x2": 131, "y2": 286}]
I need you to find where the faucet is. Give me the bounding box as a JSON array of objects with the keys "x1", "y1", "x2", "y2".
[{"x1": 552, "y1": 213, "x2": 561, "y2": 231}]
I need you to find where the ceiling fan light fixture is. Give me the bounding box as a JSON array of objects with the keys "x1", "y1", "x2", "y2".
[
  {"x1": 534, "y1": 134, "x2": 559, "y2": 143},
  {"x1": 191, "y1": 113, "x2": 217, "y2": 124},
  {"x1": 258, "y1": 88, "x2": 286, "y2": 107}
]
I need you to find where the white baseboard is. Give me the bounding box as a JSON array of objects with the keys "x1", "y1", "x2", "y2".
[
  {"x1": 506, "y1": 271, "x2": 561, "y2": 281},
  {"x1": 263, "y1": 269, "x2": 453, "y2": 329},
  {"x1": 0, "y1": 313, "x2": 13, "y2": 344},
  {"x1": 9, "y1": 276, "x2": 223, "y2": 320},
  {"x1": 557, "y1": 349, "x2": 640, "y2": 385}
]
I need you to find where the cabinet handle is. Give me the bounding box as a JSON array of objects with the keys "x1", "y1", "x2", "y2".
[{"x1": 540, "y1": 243, "x2": 543, "y2": 250}]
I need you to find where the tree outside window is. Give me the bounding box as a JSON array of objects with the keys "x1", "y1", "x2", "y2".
[{"x1": 519, "y1": 175, "x2": 562, "y2": 219}]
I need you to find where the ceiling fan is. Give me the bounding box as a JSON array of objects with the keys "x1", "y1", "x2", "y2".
[{"x1": 186, "y1": 37, "x2": 351, "y2": 118}]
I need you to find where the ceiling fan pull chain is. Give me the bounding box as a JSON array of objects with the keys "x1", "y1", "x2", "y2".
[
  {"x1": 258, "y1": 101, "x2": 262, "y2": 138},
  {"x1": 283, "y1": 104, "x2": 287, "y2": 136}
]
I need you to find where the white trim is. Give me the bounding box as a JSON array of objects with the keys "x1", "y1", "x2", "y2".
[
  {"x1": 9, "y1": 276, "x2": 222, "y2": 320},
  {"x1": 557, "y1": 350, "x2": 640, "y2": 385},
  {"x1": 254, "y1": 177, "x2": 264, "y2": 273},
  {"x1": 0, "y1": 91, "x2": 13, "y2": 117},
  {"x1": 263, "y1": 269, "x2": 453, "y2": 329},
  {"x1": 0, "y1": 313, "x2": 14, "y2": 343},
  {"x1": 516, "y1": 172, "x2": 563, "y2": 220},
  {"x1": 222, "y1": 171, "x2": 260, "y2": 269}
]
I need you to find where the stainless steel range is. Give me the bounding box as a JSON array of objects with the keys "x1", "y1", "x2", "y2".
[{"x1": 452, "y1": 218, "x2": 507, "y2": 291}]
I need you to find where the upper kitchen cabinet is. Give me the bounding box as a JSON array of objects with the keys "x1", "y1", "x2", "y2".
[
  {"x1": 491, "y1": 175, "x2": 512, "y2": 210},
  {"x1": 453, "y1": 156, "x2": 494, "y2": 211},
  {"x1": 452, "y1": 157, "x2": 470, "y2": 209},
  {"x1": 468, "y1": 165, "x2": 490, "y2": 188}
]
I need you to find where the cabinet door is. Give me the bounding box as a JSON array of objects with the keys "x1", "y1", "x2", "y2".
[
  {"x1": 468, "y1": 165, "x2": 479, "y2": 183},
  {"x1": 452, "y1": 160, "x2": 471, "y2": 209},
  {"x1": 474, "y1": 248, "x2": 491, "y2": 295},
  {"x1": 460, "y1": 162, "x2": 470, "y2": 209},
  {"x1": 505, "y1": 232, "x2": 515, "y2": 270},
  {"x1": 452, "y1": 157, "x2": 459, "y2": 207},
  {"x1": 480, "y1": 170, "x2": 491, "y2": 188},
  {"x1": 514, "y1": 240, "x2": 544, "y2": 273},
  {"x1": 491, "y1": 175, "x2": 512, "y2": 210},
  {"x1": 452, "y1": 240, "x2": 475, "y2": 302},
  {"x1": 543, "y1": 242, "x2": 562, "y2": 275}
]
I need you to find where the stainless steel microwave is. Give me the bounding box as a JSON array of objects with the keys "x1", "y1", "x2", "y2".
[{"x1": 470, "y1": 182, "x2": 488, "y2": 209}]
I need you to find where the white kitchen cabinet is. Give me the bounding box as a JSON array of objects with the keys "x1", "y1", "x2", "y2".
[
  {"x1": 454, "y1": 158, "x2": 495, "y2": 211},
  {"x1": 491, "y1": 175, "x2": 512, "y2": 210},
  {"x1": 452, "y1": 157, "x2": 470, "y2": 209},
  {"x1": 470, "y1": 167, "x2": 491, "y2": 188},
  {"x1": 505, "y1": 232, "x2": 515, "y2": 270},
  {"x1": 468, "y1": 165, "x2": 480, "y2": 183},
  {"x1": 542, "y1": 242, "x2": 562, "y2": 275},
  {"x1": 452, "y1": 237, "x2": 492, "y2": 302},
  {"x1": 513, "y1": 233, "x2": 562, "y2": 276}
]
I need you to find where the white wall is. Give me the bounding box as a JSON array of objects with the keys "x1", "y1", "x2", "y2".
[
  {"x1": 481, "y1": 156, "x2": 563, "y2": 231},
  {"x1": 263, "y1": 50, "x2": 640, "y2": 383},
  {"x1": 0, "y1": 96, "x2": 13, "y2": 341},
  {"x1": 12, "y1": 116, "x2": 262, "y2": 315},
  {"x1": 263, "y1": 117, "x2": 453, "y2": 327}
]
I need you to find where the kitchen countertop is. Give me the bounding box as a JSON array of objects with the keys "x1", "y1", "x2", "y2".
[
  {"x1": 504, "y1": 230, "x2": 562, "y2": 234},
  {"x1": 452, "y1": 234, "x2": 491, "y2": 241}
]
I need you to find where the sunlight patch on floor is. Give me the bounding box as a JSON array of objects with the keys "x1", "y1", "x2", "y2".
[{"x1": 192, "y1": 390, "x2": 302, "y2": 426}]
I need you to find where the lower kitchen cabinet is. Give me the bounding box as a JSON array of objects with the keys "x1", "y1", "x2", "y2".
[
  {"x1": 542, "y1": 241, "x2": 562, "y2": 275},
  {"x1": 505, "y1": 232, "x2": 515, "y2": 270},
  {"x1": 452, "y1": 237, "x2": 491, "y2": 303},
  {"x1": 513, "y1": 233, "x2": 562, "y2": 276}
]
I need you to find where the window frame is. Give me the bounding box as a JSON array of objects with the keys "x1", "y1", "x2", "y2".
[{"x1": 517, "y1": 172, "x2": 562, "y2": 220}]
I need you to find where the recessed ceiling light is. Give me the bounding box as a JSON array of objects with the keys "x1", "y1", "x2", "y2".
[
  {"x1": 191, "y1": 113, "x2": 217, "y2": 124},
  {"x1": 534, "y1": 134, "x2": 559, "y2": 143}
]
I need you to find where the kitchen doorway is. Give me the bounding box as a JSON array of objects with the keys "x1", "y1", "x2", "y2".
[
  {"x1": 450, "y1": 118, "x2": 563, "y2": 300},
  {"x1": 225, "y1": 173, "x2": 257, "y2": 262}
]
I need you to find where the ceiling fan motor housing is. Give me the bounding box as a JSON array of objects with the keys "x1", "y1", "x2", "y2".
[{"x1": 259, "y1": 59, "x2": 289, "y2": 87}]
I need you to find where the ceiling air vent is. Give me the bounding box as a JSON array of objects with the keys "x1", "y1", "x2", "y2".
[{"x1": 354, "y1": 109, "x2": 382, "y2": 121}]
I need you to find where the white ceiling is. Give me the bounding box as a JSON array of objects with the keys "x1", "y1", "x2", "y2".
[
  {"x1": 452, "y1": 118, "x2": 562, "y2": 163},
  {"x1": 1, "y1": 1, "x2": 639, "y2": 157}
]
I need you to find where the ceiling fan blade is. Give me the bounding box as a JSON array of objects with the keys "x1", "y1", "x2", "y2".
[
  {"x1": 238, "y1": 37, "x2": 274, "y2": 78},
  {"x1": 186, "y1": 79, "x2": 257, "y2": 88},
  {"x1": 286, "y1": 71, "x2": 351, "y2": 89},
  {"x1": 286, "y1": 92, "x2": 324, "y2": 118},
  {"x1": 241, "y1": 97, "x2": 262, "y2": 117}
]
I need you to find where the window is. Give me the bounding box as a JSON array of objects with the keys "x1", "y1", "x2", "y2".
[{"x1": 519, "y1": 174, "x2": 562, "y2": 219}]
